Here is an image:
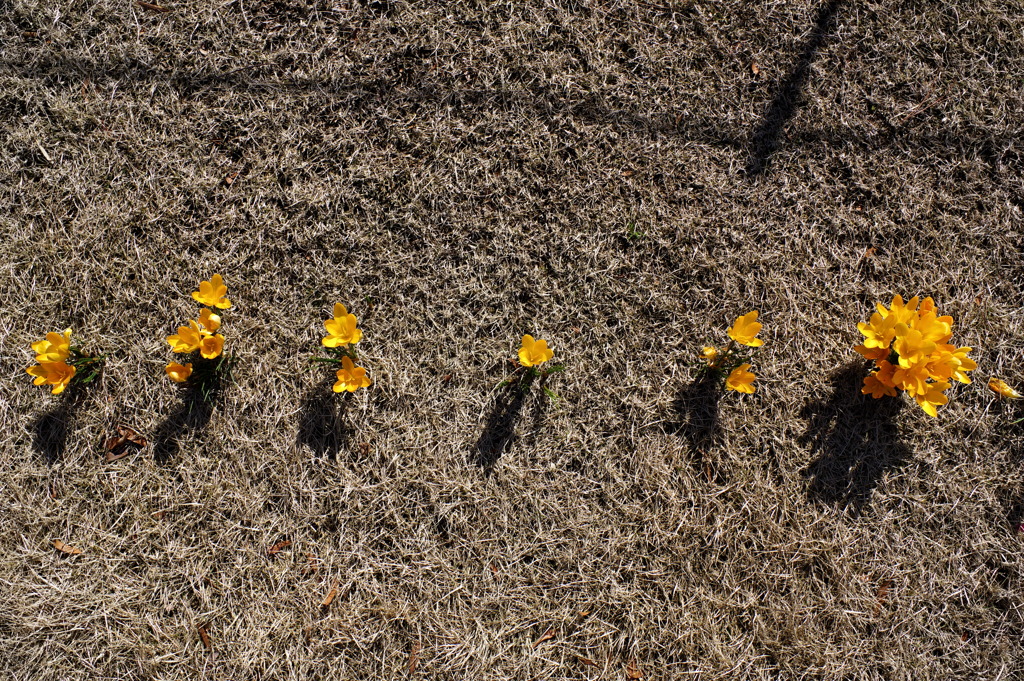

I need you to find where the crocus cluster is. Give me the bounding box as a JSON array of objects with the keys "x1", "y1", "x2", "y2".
[
  {"x1": 165, "y1": 274, "x2": 231, "y2": 385},
  {"x1": 702, "y1": 311, "x2": 764, "y2": 393},
  {"x1": 856, "y1": 295, "x2": 976, "y2": 416},
  {"x1": 320, "y1": 303, "x2": 371, "y2": 393},
  {"x1": 26, "y1": 328, "x2": 104, "y2": 395},
  {"x1": 26, "y1": 329, "x2": 77, "y2": 394}
]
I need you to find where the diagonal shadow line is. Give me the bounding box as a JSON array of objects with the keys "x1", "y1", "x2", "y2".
[{"x1": 747, "y1": 0, "x2": 845, "y2": 176}]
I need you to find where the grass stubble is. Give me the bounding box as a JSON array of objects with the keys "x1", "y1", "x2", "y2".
[{"x1": 1, "y1": 0, "x2": 1023, "y2": 678}]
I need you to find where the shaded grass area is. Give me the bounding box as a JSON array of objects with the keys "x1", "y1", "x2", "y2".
[{"x1": 2, "y1": 0, "x2": 1024, "y2": 679}]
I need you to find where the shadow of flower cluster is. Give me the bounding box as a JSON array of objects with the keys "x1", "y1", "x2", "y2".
[{"x1": 801, "y1": 361, "x2": 913, "y2": 512}]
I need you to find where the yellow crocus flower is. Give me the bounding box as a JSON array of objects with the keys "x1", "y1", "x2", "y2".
[
  {"x1": 857, "y1": 312, "x2": 895, "y2": 350},
  {"x1": 197, "y1": 308, "x2": 221, "y2": 333},
  {"x1": 701, "y1": 346, "x2": 720, "y2": 364},
  {"x1": 875, "y1": 359, "x2": 897, "y2": 388},
  {"x1": 862, "y1": 373, "x2": 897, "y2": 399},
  {"x1": 167, "y1": 321, "x2": 203, "y2": 353},
  {"x1": 912, "y1": 310, "x2": 953, "y2": 344},
  {"x1": 892, "y1": 324, "x2": 936, "y2": 368},
  {"x1": 26, "y1": 361, "x2": 76, "y2": 394},
  {"x1": 876, "y1": 294, "x2": 920, "y2": 325},
  {"x1": 322, "y1": 303, "x2": 362, "y2": 348},
  {"x1": 165, "y1": 362, "x2": 193, "y2": 383},
  {"x1": 199, "y1": 334, "x2": 225, "y2": 360},
  {"x1": 192, "y1": 274, "x2": 232, "y2": 309},
  {"x1": 518, "y1": 334, "x2": 554, "y2": 367},
  {"x1": 893, "y1": 363, "x2": 930, "y2": 397},
  {"x1": 333, "y1": 356, "x2": 372, "y2": 393},
  {"x1": 725, "y1": 364, "x2": 756, "y2": 394},
  {"x1": 949, "y1": 347, "x2": 976, "y2": 384},
  {"x1": 32, "y1": 329, "x2": 72, "y2": 364},
  {"x1": 925, "y1": 346, "x2": 960, "y2": 382},
  {"x1": 914, "y1": 381, "x2": 950, "y2": 417},
  {"x1": 727, "y1": 311, "x2": 764, "y2": 347},
  {"x1": 988, "y1": 378, "x2": 1022, "y2": 400}
]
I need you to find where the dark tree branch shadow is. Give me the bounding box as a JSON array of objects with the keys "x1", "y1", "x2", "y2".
[
  {"x1": 153, "y1": 377, "x2": 221, "y2": 464},
  {"x1": 473, "y1": 382, "x2": 529, "y2": 476},
  {"x1": 746, "y1": 0, "x2": 845, "y2": 176},
  {"x1": 31, "y1": 386, "x2": 87, "y2": 465},
  {"x1": 296, "y1": 377, "x2": 350, "y2": 460},
  {"x1": 669, "y1": 370, "x2": 728, "y2": 482},
  {"x1": 800, "y1": 361, "x2": 913, "y2": 512}
]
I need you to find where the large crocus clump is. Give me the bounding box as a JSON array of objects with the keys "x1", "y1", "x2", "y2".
[{"x1": 855, "y1": 295, "x2": 976, "y2": 416}]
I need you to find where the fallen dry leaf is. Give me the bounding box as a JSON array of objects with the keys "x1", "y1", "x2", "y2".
[
  {"x1": 138, "y1": 1, "x2": 170, "y2": 12},
  {"x1": 750, "y1": 60, "x2": 761, "y2": 76},
  {"x1": 321, "y1": 580, "x2": 339, "y2": 607},
  {"x1": 224, "y1": 171, "x2": 240, "y2": 186},
  {"x1": 579, "y1": 657, "x2": 599, "y2": 668},
  {"x1": 358, "y1": 442, "x2": 370, "y2": 456},
  {"x1": 875, "y1": 578, "x2": 893, "y2": 613},
  {"x1": 53, "y1": 539, "x2": 82, "y2": 555},
  {"x1": 151, "y1": 510, "x2": 167, "y2": 520},
  {"x1": 626, "y1": 658, "x2": 643, "y2": 679},
  {"x1": 197, "y1": 624, "x2": 212, "y2": 650},
  {"x1": 304, "y1": 552, "x2": 321, "y2": 574},
  {"x1": 862, "y1": 246, "x2": 877, "y2": 260},
  {"x1": 104, "y1": 425, "x2": 147, "y2": 462},
  {"x1": 408, "y1": 642, "x2": 421, "y2": 674},
  {"x1": 533, "y1": 628, "x2": 556, "y2": 649},
  {"x1": 268, "y1": 540, "x2": 292, "y2": 556}
]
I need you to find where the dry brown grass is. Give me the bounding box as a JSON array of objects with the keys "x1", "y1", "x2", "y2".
[{"x1": 2, "y1": 0, "x2": 1024, "y2": 678}]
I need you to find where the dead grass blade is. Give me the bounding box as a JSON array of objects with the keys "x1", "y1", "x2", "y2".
[
  {"x1": 321, "y1": 580, "x2": 339, "y2": 608},
  {"x1": 268, "y1": 540, "x2": 291, "y2": 556},
  {"x1": 408, "y1": 642, "x2": 421, "y2": 674},
  {"x1": 532, "y1": 628, "x2": 556, "y2": 649}
]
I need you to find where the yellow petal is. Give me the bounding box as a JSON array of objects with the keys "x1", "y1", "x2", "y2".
[
  {"x1": 165, "y1": 362, "x2": 193, "y2": 383},
  {"x1": 988, "y1": 377, "x2": 1022, "y2": 399}
]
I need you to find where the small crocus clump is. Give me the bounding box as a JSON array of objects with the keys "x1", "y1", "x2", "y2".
[
  {"x1": 26, "y1": 328, "x2": 103, "y2": 395},
  {"x1": 855, "y1": 295, "x2": 976, "y2": 417},
  {"x1": 518, "y1": 335, "x2": 553, "y2": 368},
  {"x1": 498, "y1": 334, "x2": 563, "y2": 399},
  {"x1": 165, "y1": 275, "x2": 233, "y2": 399},
  {"x1": 313, "y1": 303, "x2": 371, "y2": 394},
  {"x1": 700, "y1": 311, "x2": 765, "y2": 393}
]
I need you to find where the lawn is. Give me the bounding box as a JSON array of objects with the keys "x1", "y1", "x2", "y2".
[{"x1": 2, "y1": 1, "x2": 1023, "y2": 678}]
